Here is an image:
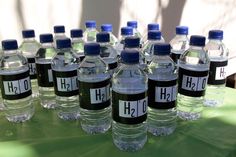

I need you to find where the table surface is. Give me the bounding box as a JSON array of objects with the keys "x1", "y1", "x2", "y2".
[{"x1": 0, "y1": 88, "x2": 236, "y2": 157}]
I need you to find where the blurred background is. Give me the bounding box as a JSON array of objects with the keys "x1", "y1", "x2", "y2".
[{"x1": 0, "y1": 0, "x2": 236, "y2": 79}]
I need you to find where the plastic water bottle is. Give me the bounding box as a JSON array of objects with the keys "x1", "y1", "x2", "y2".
[
  {"x1": 142, "y1": 30, "x2": 165, "y2": 64},
  {"x1": 177, "y1": 35, "x2": 210, "y2": 120},
  {"x1": 204, "y1": 30, "x2": 228, "y2": 107},
  {"x1": 52, "y1": 38, "x2": 80, "y2": 120},
  {"x1": 142, "y1": 23, "x2": 165, "y2": 42},
  {"x1": 78, "y1": 43, "x2": 111, "y2": 134},
  {"x1": 36, "y1": 34, "x2": 57, "y2": 109},
  {"x1": 115, "y1": 27, "x2": 133, "y2": 56},
  {"x1": 147, "y1": 43, "x2": 177, "y2": 136},
  {"x1": 170, "y1": 26, "x2": 189, "y2": 64},
  {"x1": 124, "y1": 37, "x2": 146, "y2": 71},
  {"x1": 127, "y1": 21, "x2": 142, "y2": 41},
  {"x1": 19, "y1": 29, "x2": 41, "y2": 98},
  {"x1": 53, "y1": 25, "x2": 67, "y2": 47},
  {"x1": 101, "y1": 24, "x2": 118, "y2": 46},
  {"x1": 83, "y1": 20, "x2": 98, "y2": 42},
  {"x1": 96, "y1": 32, "x2": 118, "y2": 75},
  {"x1": 70, "y1": 29, "x2": 85, "y2": 61},
  {"x1": 112, "y1": 49, "x2": 148, "y2": 152},
  {"x1": 0, "y1": 40, "x2": 34, "y2": 122}
]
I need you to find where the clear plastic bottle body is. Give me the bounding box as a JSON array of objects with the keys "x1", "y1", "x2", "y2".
[
  {"x1": 19, "y1": 38, "x2": 41, "y2": 98},
  {"x1": 71, "y1": 37, "x2": 85, "y2": 61},
  {"x1": 83, "y1": 28, "x2": 98, "y2": 42},
  {"x1": 100, "y1": 42, "x2": 118, "y2": 76},
  {"x1": 51, "y1": 48, "x2": 80, "y2": 120},
  {"x1": 78, "y1": 55, "x2": 111, "y2": 134},
  {"x1": 143, "y1": 39, "x2": 165, "y2": 64},
  {"x1": 170, "y1": 35, "x2": 189, "y2": 64},
  {"x1": 204, "y1": 39, "x2": 228, "y2": 107},
  {"x1": 178, "y1": 46, "x2": 210, "y2": 120},
  {"x1": 147, "y1": 55, "x2": 177, "y2": 136},
  {"x1": 112, "y1": 63, "x2": 148, "y2": 152},
  {"x1": 36, "y1": 43, "x2": 57, "y2": 109},
  {"x1": 0, "y1": 49, "x2": 34, "y2": 122}
]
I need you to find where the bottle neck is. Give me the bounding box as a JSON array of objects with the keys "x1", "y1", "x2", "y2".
[
  {"x1": 208, "y1": 39, "x2": 222, "y2": 44},
  {"x1": 55, "y1": 33, "x2": 65, "y2": 36},
  {"x1": 23, "y1": 37, "x2": 36, "y2": 42},
  {"x1": 99, "y1": 42, "x2": 110, "y2": 46},
  {"x1": 72, "y1": 37, "x2": 83, "y2": 41},
  {"x1": 176, "y1": 34, "x2": 188, "y2": 37},
  {"x1": 189, "y1": 45, "x2": 204, "y2": 50},
  {"x1": 41, "y1": 42, "x2": 54, "y2": 48},
  {"x1": 85, "y1": 55, "x2": 100, "y2": 60},
  {"x1": 3, "y1": 49, "x2": 18, "y2": 55},
  {"x1": 86, "y1": 27, "x2": 96, "y2": 31}
]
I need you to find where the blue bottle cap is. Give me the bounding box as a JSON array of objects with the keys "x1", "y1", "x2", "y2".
[
  {"x1": 2, "y1": 39, "x2": 18, "y2": 50},
  {"x1": 22, "y1": 29, "x2": 35, "y2": 38},
  {"x1": 176, "y1": 26, "x2": 188, "y2": 35},
  {"x1": 208, "y1": 30, "x2": 223, "y2": 40},
  {"x1": 84, "y1": 43, "x2": 100, "y2": 55},
  {"x1": 148, "y1": 23, "x2": 160, "y2": 31},
  {"x1": 96, "y1": 32, "x2": 110, "y2": 43},
  {"x1": 85, "y1": 20, "x2": 96, "y2": 28},
  {"x1": 54, "y1": 25, "x2": 65, "y2": 33},
  {"x1": 101, "y1": 24, "x2": 112, "y2": 32},
  {"x1": 121, "y1": 27, "x2": 133, "y2": 36},
  {"x1": 125, "y1": 37, "x2": 140, "y2": 48},
  {"x1": 154, "y1": 43, "x2": 171, "y2": 55},
  {"x1": 190, "y1": 35, "x2": 206, "y2": 47},
  {"x1": 40, "y1": 34, "x2": 53, "y2": 43},
  {"x1": 148, "y1": 30, "x2": 161, "y2": 40},
  {"x1": 127, "y1": 21, "x2": 138, "y2": 28},
  {"x1": 121, "y1": 50, "x2": 139, "y2": 64},
  {"x1": 56, "y1": 38, "x2": 71, "y2": 49},
  {"x1": 70, "y1": 29, "x2": 83, "y2": 38}
]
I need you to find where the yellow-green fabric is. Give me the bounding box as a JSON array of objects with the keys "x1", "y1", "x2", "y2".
[{"x1": 0, "y1": 88, "x2": 236, "y2": 157}]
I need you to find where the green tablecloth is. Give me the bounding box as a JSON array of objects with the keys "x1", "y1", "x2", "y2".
[{"x1": 0, "y1": 87, "x2": 236, "y2": 157}]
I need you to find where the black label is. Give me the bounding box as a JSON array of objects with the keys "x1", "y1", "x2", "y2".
[
  {"x1": 0, "y1": 70, "x2": 32, "y2": 100},
  {"x1": 52, "y1": 70, "x2": 79, "y2": 97},
  {"x1": 108, "y1": 62, "x2": 118, "y2": 70},
  {"x1": 36, "y1": 63, "x2": 53, "y2": 87},
  {"x1": 148, "y1": 79, "x2": 177, "y2": 109},
  {"x1": 112, "y1": 91, "x2": 147, "y2": 125},
  {"x1": 170, "y1": 53, "x2": 181, "y2": 63},
  {"x1": 79, "y1": 79, "x2": 111, "y2": 110},
  {"x1": 178, "y1": 67, "x2": 209, "y2": 97},
  {"x1": 27, "y1": 58, "x2": 37, "y2": 79},
  {"x1": 208, "y1": 60, "x2": 227, "y2": 85}
]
